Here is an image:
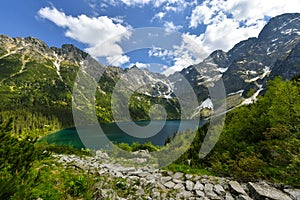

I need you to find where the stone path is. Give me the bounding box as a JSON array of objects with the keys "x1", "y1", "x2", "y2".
[{"x1": 53, "y1": 150, "x2": 300, "y2": 200}]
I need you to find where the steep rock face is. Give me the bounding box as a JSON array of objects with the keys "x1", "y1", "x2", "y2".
[
  {"x1": 180, "y1": 13, "x2": 300, "y2": 102},
  {"x1": 271, "y1": 41, "x2": 300, "y2": 80}
]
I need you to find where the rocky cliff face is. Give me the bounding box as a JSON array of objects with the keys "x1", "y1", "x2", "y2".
[{"x1": 177, "y1": 13, "x2": 300, "y2": 106}]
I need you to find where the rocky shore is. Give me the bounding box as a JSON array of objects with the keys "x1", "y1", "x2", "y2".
[{"x1": 53, "y1": 150, "x2": 300, "y2": 200}]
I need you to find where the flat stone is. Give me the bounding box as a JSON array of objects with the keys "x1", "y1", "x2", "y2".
[
  {"x1": 186, "y1": 180, "x2": 195, "y2": 191},
  {"x1": 173, "y1": 172, "x2": 184, "y2": 179},
  {"x1": 206, "y1": 192, "x2": 221, "y2": 200},
  {"x1": 195, "y1": 190, "x2": 205, "y2": 197},
  {"x1": 229, "y1": 181, "x2": 247, "y2": 195},
  {"x1": 194, "y1": 181, "x2": 204, "y2": 191},
  {"x1": 176, "y1": 190, "x2": 193, "y2": 199},
  {"x1": 248, "y1": 182, "x2": 292, "y2": 200},
  {"x1": 173, "y1": 178, "x2": 183, "y2": 183},
  {"x1": 193, "y1": 175, "x2": 201, "y2": 181},
  {"x1": 160, "y1": 176, "x2": 172, "y2": 183},
  {"x1": 214, "y1": 184, "x2": 226, "y2": 196},
  {"x1": 122, "y1": 167, "x2": 136, "y2": 174},
  {"x1": 164, "y1": 181, "x2": 175, "y2": 189},
  {"x1": 284, "y1": 189, "x2": 300, "y2": 200},
  {"x1": 174, "y1": 183, "x2": 184, "y2": 190}
]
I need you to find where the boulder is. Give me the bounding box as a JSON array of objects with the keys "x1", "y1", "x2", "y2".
[
  {"x1": 195, "y1": 190, "x2": 205, "y2": 197},
  {"x1": 284, "y1": 189, "x2": 300, "y2": 200},
  {"x1": 194, "y1": 181, "x2": 204, "y2": 191},
  {"x1": 229, "y1": 181, "x2": 247, "y2": 195},
  {"x1": 174, "y1": 183, "x2": 184, "y2": 190},
  {"x1": 173, "y1": 172, "x2": 184, "y2": 179},
  {"x1": 248, "y1": 182, "x2": 292, "y2": 200},
  {"x1": 186, "y1": 180, "x2": 195, "y2": 191},
  {"x1": 214, "y1": 184, "x2": 226, "y2": 196}
]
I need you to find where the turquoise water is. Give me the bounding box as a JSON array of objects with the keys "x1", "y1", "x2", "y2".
[{"x1": 41, "y1": 119, "x2": 207, "y2": 149}]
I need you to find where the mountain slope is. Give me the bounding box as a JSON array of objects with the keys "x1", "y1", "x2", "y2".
[
  {"x1": 0, "y1": 13, "x2": 299, "y2": 134},
  {"x1": 177, "y1": 13, "x2": 300, "y2": 107}
]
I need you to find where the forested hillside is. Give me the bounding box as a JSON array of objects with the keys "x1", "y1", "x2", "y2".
[{"x1": 174, "y1": 76, "x2": 300, "y2": 187}]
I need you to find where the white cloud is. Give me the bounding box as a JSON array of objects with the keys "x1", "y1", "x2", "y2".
[
  {"x1": 152, "y1": 12, "x2": 166, "y2": 21},
  {"x1": 131, "y1": 62, "x2": 150, "y2": 69},
  {"x1": 164, "y1": 21, "x2": 183, "y2": 32},
  {"x1": 38, "y1": 6, "x2": 131, "y2": 66},
  {"x1": 106, "y1": 55, "x2": 130, "y2": 66},
  {"x1": 159, "y1": 33, "x2": 208, "y2": 76},
  {"x1": 188, "y1": 0, "x2": 300, "y2": 54}
]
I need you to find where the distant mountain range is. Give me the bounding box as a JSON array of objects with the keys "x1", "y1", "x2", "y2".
[{"x1": 0, "y1": 13, "x2": 299, "y2": 130}]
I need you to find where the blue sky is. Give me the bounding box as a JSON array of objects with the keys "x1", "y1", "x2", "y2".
[{"x1": 0, "y1": 0, "x2": 299, "y2": 75}]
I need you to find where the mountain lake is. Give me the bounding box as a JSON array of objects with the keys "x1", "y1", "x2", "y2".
[{"x1": 41, "y1": 119, "x2": 208, "y2": 149}]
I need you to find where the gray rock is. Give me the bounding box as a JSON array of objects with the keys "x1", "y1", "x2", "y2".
[
  {"x1": 114, "y1": 171, "x2": 123, "y2": 177},
  {"x1": 284, "y1": 189, "x2": 300, "y2": 200},
  {"x1": 185, "y1": 174, "x2": 193, "y2": 180},
  {"x1": 151, "y1": 191, "x2": 161, "y2": 199},
  {"x1": 248, "y1": 182, "x2": 293, "y2": 200},
  {"x1": 206, "y1": 191, "x2": 221, "y2": 200},
  {"x1": 160, "y1": 176, "x2": 172, "y2": 183},
  {"x1": 194, "y1": 181, "x2": 204, "y2": 191},
  {"x1": 173, "y1": 172, "x2": 184, "y2": 179},
  {"x1": 195, "y1": 190, "x2": 205, "y2": 197},
  {"x1": 229, "y1": 181, "x2": 247, "y2": 195},
  {"x1": 172, "y1": 178, "x2": 183, "y2": 183},
  {"x1": 174, "y1": 183, "x2": 184, "y2": 190},
  {"x1": 201, "y1": 178, "x2": 209, "y2": 184},
  {"x1": 214, "y1": 184, "x2": 226, "y2": 196},
  {"x1": 204, "y1": 183, "x2": 214, "y2": 194},
  {"x1": 237, "y1": 195, "x2": 253, "y2": 200},
  {"x1": 225, "y1": 192, "x2": 235, "y2": 200},
  {"x1": 135, "y1": 158, "x2": 148, "y2": 163},
  {"x1": 193, "y1": 175, "x2": 200, "y2": 181},
  {"x1": 122, "y1": 167, "x2": 136, "y2": 174},
  {"x1": 95, "y1": 150, "x2": 109, "y2": 160},
  {"x1": 186, "y1": 180, "x2": 195, "y2": 191},
  {"x1": 176, "y1": 190, "x2": 193, "y2": 199},
  {"x1": 136, "y1": 188, "x2": 145, "y2": 196},
  {"x1": 164, "y1": 181, "x2": 175, "y2": 188}
]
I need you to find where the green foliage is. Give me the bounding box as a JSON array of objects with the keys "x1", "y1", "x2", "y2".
[
  {"x1": 164, "y1": 164, "x2": 215, "y2": 175},
  {"x1": 117, "y1": 141, "x2": 160, "y2": 152},
  {"x1": 0, "y1": 118, "x2": 49, "y2": 199},
  {"x1": 42, "y1": 143, "x2": 91, "y2": 156},
  {"x1": 177, "y1": 76, "x2": 300, "y2": 186}
]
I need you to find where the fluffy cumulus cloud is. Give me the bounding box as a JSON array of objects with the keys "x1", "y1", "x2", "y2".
[
  {"x1": 189, "y1": 0, "x2": 300, "y2": 52},
  {"x1": 38, "y1": 6, "x2": 131, "y2": 65},
  {"x1": 164, "y1": 21, "x2": 183, "y2": 32},
  {"x1": 148, "y1": 33, "x2": 208, "y2": 76}
]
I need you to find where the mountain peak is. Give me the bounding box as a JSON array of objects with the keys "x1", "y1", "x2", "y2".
[
  {"x1": 51, "y1": 44, "x2": 89, "y2": 63},
  {"x1": 258, "y1": 13, "x2": 300, "y2": 40}
]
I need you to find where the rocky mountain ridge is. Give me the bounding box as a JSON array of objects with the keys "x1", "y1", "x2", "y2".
[{"x1": 0, "y1": 13, "x2": 299, "y2": 124}]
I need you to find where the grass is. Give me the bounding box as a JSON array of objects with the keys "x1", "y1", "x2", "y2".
[{"x1": 163, "y1": 163, "x2": 215, "y2": 176}]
